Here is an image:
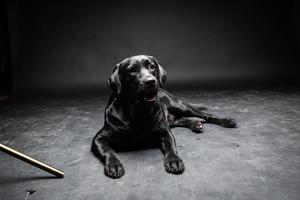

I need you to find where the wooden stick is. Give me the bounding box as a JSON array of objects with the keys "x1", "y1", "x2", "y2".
[{"x1": 0, "y1": 143, "x2": 64, "y2": 178}]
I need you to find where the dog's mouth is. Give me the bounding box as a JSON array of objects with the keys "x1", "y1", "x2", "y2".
[
  {"x1": 143, "y1": 91, "x2": 158, "y2": 102},
  {"x1": 145, "y1": 95, "x2": 156, "y2": 102}
]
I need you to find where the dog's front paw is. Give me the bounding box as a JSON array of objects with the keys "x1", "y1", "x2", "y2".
[
  {"x1": 164, "y1": 155, "x2": 185, "y2": 175},
  {"x1": 104, "y1": 157, "x2": 125, "y2": 179},
  {"x1": 220, "y1": 118, "x2": 237, "y2": 128}
]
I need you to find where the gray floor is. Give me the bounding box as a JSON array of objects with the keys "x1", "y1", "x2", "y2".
[{"x1": 1, "y1": 88, "x2": 300, "y2": 200}]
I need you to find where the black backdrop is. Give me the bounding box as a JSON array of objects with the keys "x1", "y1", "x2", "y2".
[{"x1": 5, "y1": 0, "x2": 300, "y2": 94}]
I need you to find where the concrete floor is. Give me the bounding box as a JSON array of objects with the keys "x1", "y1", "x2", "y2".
[{"x1": 0, "y1": 87, "x2": 300, "y2": 200}]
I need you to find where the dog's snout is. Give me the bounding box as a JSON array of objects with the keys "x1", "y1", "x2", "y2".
[{"x1": 145, "y1": 78, "x2": 157, "y2": 87}]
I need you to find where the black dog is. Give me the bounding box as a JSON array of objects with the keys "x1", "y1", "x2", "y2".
[{"x1": 91, "y1": 55, "x2": 237, "y2": 179}]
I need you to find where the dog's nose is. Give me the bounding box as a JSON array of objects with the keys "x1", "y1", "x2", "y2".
[{"x1": 145, "y1": 79, "x2": 157, "y2": 87}]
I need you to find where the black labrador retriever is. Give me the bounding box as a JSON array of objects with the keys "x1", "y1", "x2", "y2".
[{"x1": 91, "y1": 55, "x2": 237, "y2": 179}]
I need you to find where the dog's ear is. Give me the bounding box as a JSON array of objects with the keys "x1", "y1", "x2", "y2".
[
  {"x1": 107, "y1": 63, "x2": 121, "y2": 94},
  {"x1": 149, "y1": 56, "x2": 167, "y2": 87}
]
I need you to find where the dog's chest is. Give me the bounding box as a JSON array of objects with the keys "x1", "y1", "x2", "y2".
[
  {"x1": 129, "y1": 104, "x2": 164, "y2": 129},
  {"x1": 107, "y1": 101, "x2": 164, "y2": 133}
]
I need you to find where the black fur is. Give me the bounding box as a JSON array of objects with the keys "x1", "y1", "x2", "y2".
[{"x1": 92, "y1": 55, "x2": 237, "y2": 179}]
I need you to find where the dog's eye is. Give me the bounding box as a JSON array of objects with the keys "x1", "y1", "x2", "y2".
[{"x1": 149, "y1": 64, "x2": 155, "y2": 71}]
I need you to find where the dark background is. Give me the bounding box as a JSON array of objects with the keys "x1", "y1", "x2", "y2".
[{"x1": 1, "y1": 0, "x2": 300, "y2": 95}]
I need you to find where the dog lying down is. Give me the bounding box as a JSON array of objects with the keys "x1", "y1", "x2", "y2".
[{"x1": 91, "y1": 55, "x2": 237, "y2": 179}]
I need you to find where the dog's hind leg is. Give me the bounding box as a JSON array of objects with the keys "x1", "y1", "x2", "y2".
[
  {"x1": 161, "y1": 89, "x2": 237, "y2": 128},
  {"x1": 169, "y1": 116, "x2": 206, "y2": 133},
  {"x1": 169, "y1": 104, "x2": 237, "y2": 128}
]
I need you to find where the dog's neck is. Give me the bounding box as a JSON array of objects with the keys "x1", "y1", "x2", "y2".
[
  {"x1": 115, "y1": 92, "x2": 159, "y2": 119},
  {"x1": 117, "y1": 91, "x2": 157, "y2": 106}
]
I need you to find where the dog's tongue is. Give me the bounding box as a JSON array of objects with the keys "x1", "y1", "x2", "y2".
[{"x1": 146, "y1": 95, "x2": 156, "y2": 102}]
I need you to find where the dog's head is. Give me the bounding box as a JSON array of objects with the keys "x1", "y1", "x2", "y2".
[{"x1": 107, "y1": 55, "x2": 166, "y2": 102}]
